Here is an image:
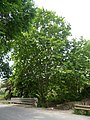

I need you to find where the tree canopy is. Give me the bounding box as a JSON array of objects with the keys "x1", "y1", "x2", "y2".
[{"x1": 0, "y1": 2, "x2": 90, "y2": 106}]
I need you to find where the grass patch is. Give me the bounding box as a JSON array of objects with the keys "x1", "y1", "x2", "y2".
[{"x1": 74, "y1": 108, "x2": 90, "y2": 116}]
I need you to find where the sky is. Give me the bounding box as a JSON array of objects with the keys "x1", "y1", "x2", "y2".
[{"x1": 34, "y1": 0, "x2": 90, "y2": 40}]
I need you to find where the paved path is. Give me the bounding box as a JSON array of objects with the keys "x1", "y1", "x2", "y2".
[{"x1": 0, "y1": 104, "x2": 90, "y2": 120}]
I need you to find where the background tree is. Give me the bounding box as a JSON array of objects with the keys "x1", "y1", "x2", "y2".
[
  {"x1": 80, "y1": 40, "x2": 90, "y2": 99},
  {"x1": 59, "y1": 38, "x2": 89, "y2": 101}
]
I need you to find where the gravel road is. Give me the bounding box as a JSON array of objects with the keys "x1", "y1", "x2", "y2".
[{"x1": 0, "y1": 104, "x2": 90, "y2": 120}]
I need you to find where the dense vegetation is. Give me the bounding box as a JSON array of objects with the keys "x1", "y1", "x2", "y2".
[{"x1": 0, "y1": 0, "x2": 90, "y2": 107}]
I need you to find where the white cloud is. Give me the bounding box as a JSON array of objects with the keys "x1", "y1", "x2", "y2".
[{"x1": 34, "y1": 0, "x2": 90, "y2": 39}]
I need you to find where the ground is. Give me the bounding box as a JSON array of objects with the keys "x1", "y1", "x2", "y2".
[{"x1": 0, "y1": 104, "x2": 90, "y2": 120}]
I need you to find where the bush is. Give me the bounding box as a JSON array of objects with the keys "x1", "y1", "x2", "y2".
[{"x1": 74, "y1": 109, "x2": 90, "y2": 116}]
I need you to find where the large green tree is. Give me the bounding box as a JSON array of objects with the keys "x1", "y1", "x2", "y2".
[{"x1": 12, "y1": 8, "x2": 71, "y2": 106}]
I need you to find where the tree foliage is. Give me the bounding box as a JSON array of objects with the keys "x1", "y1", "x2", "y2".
[
  {"x1": 12, "y1": 8, "x2": 71, "y2": 105},
  {"x1": 1, "y1": 3, "x2": 90, "y2": 106},
  {"x1": 0, "y1": 0, "x2": 35, "y2": 79}
]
